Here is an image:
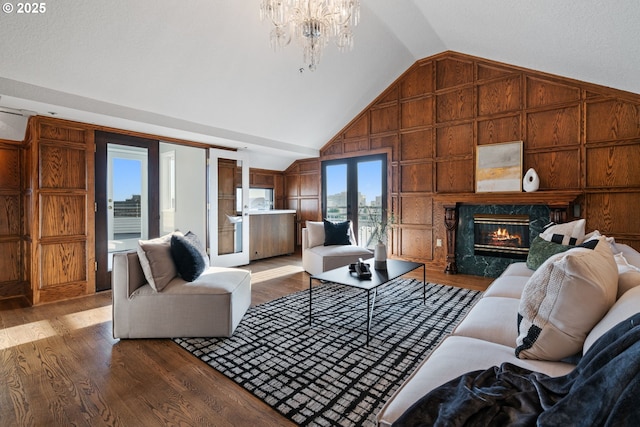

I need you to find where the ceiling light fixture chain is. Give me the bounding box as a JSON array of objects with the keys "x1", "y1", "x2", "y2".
[{"x1": 259, "y1": 0, "x2": 360, "y2": 71}]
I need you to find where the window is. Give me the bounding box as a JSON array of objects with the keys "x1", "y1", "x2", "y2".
[{"x1": 322, "y1": 154, "x2": 387, "y2": 248}]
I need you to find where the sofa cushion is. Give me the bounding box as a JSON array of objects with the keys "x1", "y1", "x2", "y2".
[
  {"x1": 612, "y1": 243, "x2": 640, "y2": 268},
  {"x1": 617, "y1": 270, "x2": 640, "y2": 298},
  {"x1": 482, "y1": 275, "x2": 530, "y2": 299},
  {"x1": 137, "y1": 233, "x2": 178, "y2": 292},
  {"x1": 525, "y1": 236, "x2": 573, "y2": 270},
  {"x1": 583, "y1": 286, "x2": 640, "y2": 354},
  {"x1": 500, "y1": 262, "x2": 535, "y2": 278},
  {"x1": 539, "y1": 218, "x2": 586, "y2": 245},
  {"x1": 515, "y1": 237, "x2": 618, "y2": 361},
  {"x1": 614, "y1": 252, "x2": 640, "y2": 298},
  {"x1": 453, "y1": 297, "x2": 520, "y2": 347},
  {"x1": 305, "y1": 221, "x2": 325, "y2": 248},
  {"x1": 323, "y1": 220, "x2": 351, "y2": 245},
  {"x1": 308, "y1": 244, "x2": 372, "y2": 260},
  {"x1": 171, "y1": 232, "x2": 207, "y2": 282},
  {"x1": 376, "y1": 336, "x2": 575, "y2": 427}
]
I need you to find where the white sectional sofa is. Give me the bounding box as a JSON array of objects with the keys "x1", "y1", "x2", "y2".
[{"x1": 377, "y1": 239, "x2": 640, "y2": 426}]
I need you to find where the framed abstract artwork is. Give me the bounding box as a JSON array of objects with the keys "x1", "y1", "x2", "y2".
[{"x1": 476, "y1": 141, "x2": 523, "y2": 192}]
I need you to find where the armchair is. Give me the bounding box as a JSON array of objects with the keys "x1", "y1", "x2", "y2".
[{"x1": 302, "y1": 220, "x2": 373, "y2": 276}]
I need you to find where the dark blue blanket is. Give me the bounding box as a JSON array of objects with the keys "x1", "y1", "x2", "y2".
[{"x1": 393, "y1": 312, "x2": 640, "y2": 426}]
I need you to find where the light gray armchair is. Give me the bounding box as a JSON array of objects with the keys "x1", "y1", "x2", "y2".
[
  {"x1": 112, "y1": 251, "x2": 251, "y2": 339},
  {"x1": 302, "y1": 221, "x2": 373, "y2": 276}
]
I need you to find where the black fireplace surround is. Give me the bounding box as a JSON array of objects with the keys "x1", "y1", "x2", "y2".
[{"x1": 457, "y1": 205, "x2": 550, "y2": 277}]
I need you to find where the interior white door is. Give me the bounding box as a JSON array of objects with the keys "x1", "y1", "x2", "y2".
[{"x1": 209, "y1": 148, "x2": 250, "y2": 267}]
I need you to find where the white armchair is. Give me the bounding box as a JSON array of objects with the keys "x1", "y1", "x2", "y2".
[{"x1": 302, "y1": 220, "x2": 373, "y2": 276}]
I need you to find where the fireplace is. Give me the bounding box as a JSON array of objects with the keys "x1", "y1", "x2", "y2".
[{"x1": 473, "y1": 214, "x2": 530, "y2": 259}]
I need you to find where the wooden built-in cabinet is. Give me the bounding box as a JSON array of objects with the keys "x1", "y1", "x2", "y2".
[
  {"x1": 249, "y1": 211, "x2": 295, "y2": 261},
  {"x1": 23, "y1": 117, "x2": 95, "y2": 305}
]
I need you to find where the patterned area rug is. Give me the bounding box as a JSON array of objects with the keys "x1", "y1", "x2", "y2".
[{"x1": 174, "y1": 279, "x2": 482, "y2": 426}]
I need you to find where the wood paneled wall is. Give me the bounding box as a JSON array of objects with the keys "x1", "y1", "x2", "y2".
[
  {"x1": 23, "y1": 117, "x2": 95, "y2": 304},
  {"x1": 285, "y1": 51, "x2": 640, "y2": 271},
  {"x1": 0, "y1": 139, "x2": 23, "y2": 300},
  {"x1": 284, "y1": 159, "x2": 321, "y2": 245}
]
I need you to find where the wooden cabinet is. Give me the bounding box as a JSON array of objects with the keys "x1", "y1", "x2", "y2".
[
  {"x1": 249, "y1": 211, "x2": 295, "y2": 261},
  {"x1": 23, "y1": 117, "x2": 95, "y2": 305}
]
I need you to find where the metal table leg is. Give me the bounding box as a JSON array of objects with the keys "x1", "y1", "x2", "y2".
[
  {"x1": 423, "y1": 265, "x2": 426, "y2": 305},
  {"x1": 309, "y1": 276, "x2": 313, "y2": 326},
  {"x1": 366, "y1": 288, "x2": 378, "y2": 345}
]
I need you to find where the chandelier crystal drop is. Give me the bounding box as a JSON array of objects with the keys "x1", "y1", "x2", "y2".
[{"x1": 259, "y1": 0, "x2": 361, "y2": 71}]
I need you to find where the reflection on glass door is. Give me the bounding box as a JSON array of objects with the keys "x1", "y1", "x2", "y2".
[
  {"x1": 107, "y1": 144, "x2": 148, "y2": 256},
  {"x1": 209, "y1": 148, "x2": 249, "y2": 267}
]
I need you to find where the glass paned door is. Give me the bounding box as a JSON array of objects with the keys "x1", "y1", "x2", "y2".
[
  {"x1": 209, "y1": 148, "x2": 249, "y2": 267},
  {"x1": 357, "y1": 159, "x2": 384, "y2": 248},
  {"x1": 322, "y1": 154, "x2": 387, "y2": 249},
  {"x1": 107, "y1": 144, "x2": 148, "y2": 255},
  {"x1": 324, "y1": 163, "x2": 347, "y2": 222}
]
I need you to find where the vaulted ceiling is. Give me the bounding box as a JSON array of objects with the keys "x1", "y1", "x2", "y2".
[{"x1": 1, "y1": 0, "x2": 638, "y2": 169}]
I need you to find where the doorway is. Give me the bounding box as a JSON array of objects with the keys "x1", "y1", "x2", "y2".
[
  {"x1": 95, "y1": 132, "x2": 159, "y2": 291},
  {"x1": 321, "y1": 154, "x2": 387, "y2": 249},
  {"x1": 209, "y1": 148, "x2": 250, "y2": 267}
]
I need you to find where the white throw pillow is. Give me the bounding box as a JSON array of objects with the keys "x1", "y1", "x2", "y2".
[
  {"x1": 614, "y1": 252, "x2": 640, "y2": 298},
  {"x1": 539, "y1": 219, "x2": 586, "y2": 246},
  {"x1": 515, "y1": 237, "x2": 618, "y2": 361},
  {"x1": 305, "y1": 221, "x2": 325, "y2": 248},
  {"x1": 137, "y1": 232, "x2": 179, "y2": 291}
]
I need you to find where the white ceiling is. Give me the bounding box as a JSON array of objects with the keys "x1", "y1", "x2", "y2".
[{"x1": 1, "y1": 0, "x2": 638, "y2": 170}]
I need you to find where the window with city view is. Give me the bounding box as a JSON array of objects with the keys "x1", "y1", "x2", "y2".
[{"x1": 322, "y1": 154, "x2": 387, "y2": 249}]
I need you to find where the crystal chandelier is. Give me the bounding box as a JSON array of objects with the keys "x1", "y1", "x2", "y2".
[{"x1": 259, "y1": 0, "x2": 361, "y2": 71}]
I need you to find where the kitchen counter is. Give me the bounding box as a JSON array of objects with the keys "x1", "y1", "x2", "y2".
[
  {"x1": 248, "y1": 209, "x2": 296, "y2": 215},
  {"x1": 248, "y1": 210, "x2": 296, "y2": 260}
]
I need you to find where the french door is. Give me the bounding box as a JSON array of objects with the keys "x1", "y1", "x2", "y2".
[
  {"x1": 209, "y1": 148, "x2": 250, "y2": 267},
  {"x1": 321, "y1": 154, "x2": 387, "y2": 248},
  {"x1": 95, "y1": 132, "x2": 159, "y2": 291}
]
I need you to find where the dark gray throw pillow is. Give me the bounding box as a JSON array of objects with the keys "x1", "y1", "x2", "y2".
[
  {"x1": 171, "y1": 233, "x2": 206, "y2": 281},
  {"x1": 323, "y1": 220, "x2": 351, "y2": 246},
  {"x1": 184, "y1": 231, "x2": 209, "y2": 268}
]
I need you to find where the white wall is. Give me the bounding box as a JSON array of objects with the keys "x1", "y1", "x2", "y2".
[{"x1": 159, "y1": 142, "x2": 207, "y2": 244}]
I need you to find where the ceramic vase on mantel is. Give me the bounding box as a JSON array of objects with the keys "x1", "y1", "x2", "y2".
[
  {"x1": 374, "y1": 241, "x2": 387, "y2": 270},
  {"x1": 523, "y1": 168, "x2": 540, "y2": 192}
]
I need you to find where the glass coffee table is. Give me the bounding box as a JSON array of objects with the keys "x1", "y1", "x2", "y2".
[{"x1": 309, "y1": 258, "x2": 426, "y2": 345}]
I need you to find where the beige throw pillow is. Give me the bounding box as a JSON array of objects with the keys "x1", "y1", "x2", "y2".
[
  {"x1": 137, "y1": 233, "x2": 179, "y2": 292},
  {"x1": 305, "y1": 221, "x2": 325, "y2": 248},
  {"x1": 515, "y1": 237, "x2": 618, "y2": 361}
]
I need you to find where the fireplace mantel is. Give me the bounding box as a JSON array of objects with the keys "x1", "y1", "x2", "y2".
[
  {"x1": 435, "y1": 191, "x2": 582, "y2": 274},
  {"x1": 433, "y1": 190, "x2": 582, "y2": 207}
]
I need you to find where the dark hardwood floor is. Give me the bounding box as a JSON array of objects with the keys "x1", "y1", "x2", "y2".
[{"x1": 0, "y1": 253, "x2": 491, "y2": 426}]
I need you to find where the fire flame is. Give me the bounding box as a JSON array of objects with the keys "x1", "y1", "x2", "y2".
[{"x1": 490, "y1": 228, "x2": 522, "y2": 246}]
